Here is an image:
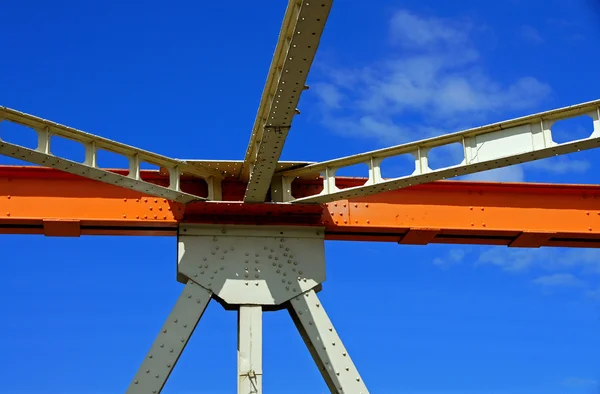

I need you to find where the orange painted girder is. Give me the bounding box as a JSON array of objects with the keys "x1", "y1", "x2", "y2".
[{"x1": 1, "y1": 166, "x2": 600, "y2": 248}]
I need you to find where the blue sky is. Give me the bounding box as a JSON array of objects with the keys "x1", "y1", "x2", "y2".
[{"x1": 1, "y1": 0, "x2": 600, "y2": 393}]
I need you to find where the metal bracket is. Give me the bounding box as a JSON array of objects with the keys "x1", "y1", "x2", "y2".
[{"x1": 128, "y1": 224, "x2": 369, "y2": 393}]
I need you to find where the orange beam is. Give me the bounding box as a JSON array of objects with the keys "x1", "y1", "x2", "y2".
[{"x1": 1, "y1": 166, "x2": 600, "y2": 248}]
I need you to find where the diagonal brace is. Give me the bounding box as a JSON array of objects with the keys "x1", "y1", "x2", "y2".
[{"x1": 126, "y1": 280, "x2": 212, "y2": 393}]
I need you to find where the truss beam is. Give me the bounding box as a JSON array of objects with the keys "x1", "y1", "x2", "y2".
[
  {"x1": 289, "y1": 289, "x2": 368, "y2": 393},
  {"x1": 0, "y1": 106, "x2": 222, "y2": 203},
  {"x1": 167, "y1": 224, "x2": 368, "y2": 393},
  {"x1": 2, "y1": 166, "x2": 600, "y2": 247},
  {"x1": 127, "y1": 280, "x2": 212, "y2": 394},
  {"x1": 279, "y1": 99, "x2": 600, "y2": 203},
  {"x1": 241, "y1": 0, "x2": 333, "y2": 202}
]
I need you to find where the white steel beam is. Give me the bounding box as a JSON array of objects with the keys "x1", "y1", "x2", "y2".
[
  {"x1": 127, "y1": 280, "x2": 212, "y2": 394},
  {"x1": 240, "y1": 0, "x2": 333, "y2": 202},
  {"x1": 279, "y1": 99, "x2": 600, "y2": 203},
  {"x1": 0, "y1": 106, "x2": 223, "y2": 203},
  {"x1": 289, "y1": 289, "x2": 369, "y2": 394},
  {"x1": 238, "y1": 305, "x2": 263, "y2": 394}
]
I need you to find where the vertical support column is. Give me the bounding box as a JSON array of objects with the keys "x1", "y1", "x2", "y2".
[
  {"x1": 238, "y1": 305, "x2": 263, "y2": 394},
  {"x1": 127, "y1": 280, "x2": 212, "y2": 394},
  {"x1": 289, "y1": 289, "x2": 369, "y2": 394}
]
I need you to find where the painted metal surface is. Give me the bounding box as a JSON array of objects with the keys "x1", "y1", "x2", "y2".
[
  {"x1": 238, "y1": 306, "x2": 263, "y2": 394},
  {"x1": 127, "y1": 280, "x2": 212, "y2": 394},
  {"x1": 241, "y1": 0, "x2": 333, "y2": 202},
  {"x1": 0, "y1": 106, "x2": 222, "y2": 202},
  {"x1": 289, "y1": 289, "x2": 369, "y2": 393},
  {"x1": 2, "y1": 166, "x2": 600, "y2": 247},
  {"x1": 279, "y1": 99, "x2": 600, "y2": 203},
  {"x1": 177, "y1": 225, "x2": 326, "y2": 304}
]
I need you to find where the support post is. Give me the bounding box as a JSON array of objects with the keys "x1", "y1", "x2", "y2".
[
  {"x1": 126, "y1": 224, "x2": 369, "y2": 393},
  {"x1": 126, "y1": 280, "x2": 212, "y2": 394},
  {"x1": 238, "y1": 305, "x2": 263, "y2": 394}
]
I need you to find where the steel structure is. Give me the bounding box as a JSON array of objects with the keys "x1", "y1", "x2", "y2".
[{"x1": 1, "y1": 1, "x2": 599, "y2": 393}]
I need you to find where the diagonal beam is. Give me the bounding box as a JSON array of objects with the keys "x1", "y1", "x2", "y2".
[
  {"x1": 240, "y1": 0, "x2": 333, "y2": 202},
  {"x1": 0, "y1": 106, "x2": 223, "y2": 203},
  {"x1": 278, "y1": 99, "x2": 600, "y2": 204}
]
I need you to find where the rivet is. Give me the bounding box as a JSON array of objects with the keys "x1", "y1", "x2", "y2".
[
  {"x1": 482, "y1": 223, "x2": 486, "y2": 227},
  {"x1": 154, "y1": 215, "x2": 157, "y2": 219},
  {"x1": 481, "y1": 207, "x2": 484, "y2": 211},
  {"x1": 154, "y1": 199, "x2": 157, "y2": 203},
  {"x1": 163, "y1": 199, "x2": 167, "y2": 203},
  {"x1": 122, "y1": 214, "x2": 127, "y2": 218},
  {"x1": 365, "y1": 204, "x2": 369, "y2": 208},
  {"x1": 123, "y1": 198, "x2": 127, "y2": 202},
  {"x1": 471, "y1": 222, "x2": 474, "y2": 226},
  {"x1": 144, "y1": 198, "x2": 148, "y2": 202},
  {"x1": 159, "y1": 207, "x2": 162, "y2": 211},
  {"x1": 587, "y1": 212, "x2": 590, "y2": 215},
  {"x1": 149, "y1": 207, "x2": 153, "y2": 211},
  {"x1": 299, "y1": 271, "x2": 303, "y2": 274},
  {"x1": 136, "y1": 215, "x2": 139, "y2": 219},
  {"x1": 245, "y1": 252, "x2": 249, "y2": 256},
  {"x1": 6, "y1": 212, "x2": 9, "y2": 216},
  {"x1": 469, "y1": 207, "x2": 473, "y2": 210},
  {"x1": 590, "y1": 227, "x2": 593, "y2": 231},
  {"x1": 255, "y1": 282, "x2": 259, "y2": 286},
  {"x1": 366, "y1": 220, "x2": 370, "y2": 224}
]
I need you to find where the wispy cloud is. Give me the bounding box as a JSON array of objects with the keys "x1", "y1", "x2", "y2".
[
  {"x1": 562, "y1": 376, "x2": 598, "y2": 388},
  {"x1": 520, "y1": 25, "x2": 544, "y2": 44},
  {"x1": 435, "y1": 246, "x2": 600, "y2": 301},
  {"x1": 532, "y1": 273, "x2": 586, "y2": 288},
  {"x1": 309, "y1": 9, "x2": 578, "y2": 180}
]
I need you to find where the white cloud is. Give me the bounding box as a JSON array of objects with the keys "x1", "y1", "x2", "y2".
[
  {"x1": 308, "y1": 8, "x2": 580, "y2": 180},
  {"x1": 532, "y1": 273, "x2": 586, "y2": 288},
  {"x1": 389, "y1": 10, "x2": 469, "y2": 48},
  {"x1": 562, "y1": 377, "x2": 598, "y2": 388},
  {"x1": 433, "y1": 248, "x2": 467, "y2": 268},
  {"x1": 461, "y1": 166, "x2": 525, "y2": 182},
  {"x1": 520, "y1": 25, "x2": 544, "y2": 44},
  {"x1": 524, "y1": 156, "x2": 591, "y2": 174}
]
